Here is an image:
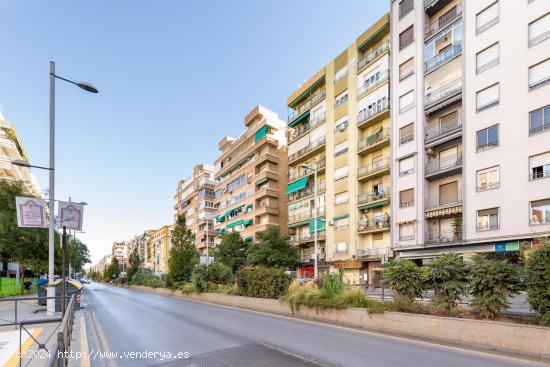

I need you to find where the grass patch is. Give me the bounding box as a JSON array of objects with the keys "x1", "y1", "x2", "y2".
[{"x1": 0, "y1": 278, "x2": 37, "y2": 297}]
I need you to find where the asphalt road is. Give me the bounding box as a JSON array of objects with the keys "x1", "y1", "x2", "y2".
[{"x1": 82, "y1": 283, "x2": 543, "y2": 367}]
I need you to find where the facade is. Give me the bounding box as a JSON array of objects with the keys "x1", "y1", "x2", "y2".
[
  {"x1": 213, "y1": 105, "x2": 288, "y2": 246},
  {"x1": 150, "y1": 224, "x2": 174, "y2": 274},
  {"x1": 390, "y1": 0, "x2": 550, "y2": 262},
  {"x1": 129, "y1": 231, "x2": 154, "y2": 269},
  {"x1": 286, "y1": 15, "x2": 392, "y2": 285},
  {"x1": 174, "y1": 164, "x2": 217, "y2": 255},
  {"x1": 111, "y1": 241, "x2": 129, "y2": 268},
  {"x1": 91, "y1": 254, "x2": 112, "y2": 274},
  {"x1": 0, "y1": 113, "x2": 41, "y2": 196}
]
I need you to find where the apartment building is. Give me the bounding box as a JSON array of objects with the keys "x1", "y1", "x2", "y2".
[
  {"x1": 91, "y1": 254, "x2": 112, "y2": 274},
  {"x1": 111, "y1": 241, "x2": 129, "y2": 268},
  {"x1": 390, "y1": 0, "x2": 550, "y2": 262},
  {"x1": 213, "y1": 105, "x2": 288, "y2": 245},
  {"x1": 150, "y1": 224, "x2": 174, "y2": 275},
  {"x1": 174, "y1": 163, "x2": 217, "y2": 255},
  {"x1": 286, "y1": 15, "x2": 392, "y2": 285},
  {"x1": 128, "y1": 230, "x2": 154, "y2": 269}
]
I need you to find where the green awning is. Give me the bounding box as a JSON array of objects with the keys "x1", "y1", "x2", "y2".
[
  {"x1": 226, "y1": 219, "x2": 244, "y2": 229},
  {"x1": 309, "y1": 216, "x2": 326, "y2": 233},
  {"x1": 255, "y1": 125, "x2": 268, "y2": 142},
  {"x1": 332, "y1": 214, "x2": 349, "y2": 220},
  {"x1": 289, "y1": 220, "x2": 309, "y2": 228},
  {"x1": 358, "y1": 200, "x2": 390, "y2": 211},
  {"x1": 255, "y1": 177, "x2": 268, "y2": 186},
  {"x1": 216, "y1": 229, "x2": 225, "y2": 234},
  {"x1": 243, "y1": 219, "x2": 253, "y2": 227},
  {"x1": 286, "y1": 177, "x2": 309, "y2": 194},
  {"x1": 244, "y1": 236, "x2": 253, "y2": 242},
  {"x1": 216, "y1": 215, "x2": 225, "y2": 223},
  {"x1": 288, "y1": 110, "x2": 310, "y2": 127},
  {"x1": 247, "y1": 204, "x2": 253, "y2": 211},
  {"x1": 357, "y1": 23, "x2": 389, "y2": 51}
]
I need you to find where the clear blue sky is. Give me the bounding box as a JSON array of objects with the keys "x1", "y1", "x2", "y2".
[{"x1": 0, "y1": 1, "x2": 388, "y2": 263}]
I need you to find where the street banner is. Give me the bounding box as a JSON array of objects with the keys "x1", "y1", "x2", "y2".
[
  {"x1": 15, "y1": 196, "x2": 47, "y2": 228},
  {"x1": 58, "y1": 201, "x2": 84, "y2": 230}
]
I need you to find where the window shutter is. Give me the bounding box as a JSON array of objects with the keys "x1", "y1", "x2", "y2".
[
  {"x1": 476, "y1": 84, "x2": 499, "y2": 108},
  {"x1": 476, "y1": 2, "x2": 498, "y2": 30},
  {"x1": 530, "y1": 152, "x2": 550, "y2": 168},
  {"x1": 476, "y1": 43, "x2": 499, "y2": 69},
  {"x1": 529, "y1": 13, "x2": 550, "y2": 42},
  {"x1": 529, "y1": 59, "x2": 550, "y2": 86}
]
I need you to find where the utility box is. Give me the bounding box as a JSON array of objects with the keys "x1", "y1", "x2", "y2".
[
  {"x1": 39, "y1": 279, "x2": 82, "y2": 311},
  {"x1": 37, "y1": 278, "x2": 49, "y2": 306}
]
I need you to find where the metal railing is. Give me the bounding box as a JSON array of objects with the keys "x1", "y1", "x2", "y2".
[
  {"x1": 425, "y1": 153, "x2": 462, "y2": 175},
  {"x1": 288, "y1": 158, "x2": 325, "y2": 181},
  {"x1": 357, "y1": 190, "x2": 390, "y2": 205},
  {"x1": 288, "y1": 112, "x2": 326, "y2": 143},
  {"x1": 288, "y1": 136, "x2": 326, "y2": 162},
  {"x1": 357, "y1": 70, "x2": 389, "y2": 98},
  {"x1": 425, "y1": 77, "x2": 462, "y2": 106},
  {"x1": 288, "y1": 207, "x2": 326, "y2": 223},
  {"x1": 288, "y1": 89, "x2": 326, "y2": 122},
  {"x1": 291, "y1": 231, "x2": 326, "y2": 243},
  {"x1": 357, "y1": 41, "x2": 390, "y2": 71},
  {"x1": 426, "y1": 230, "x2": 462, "y2": 243},
  {"x1": 477, "y1": 182, "x2": 500, "y2": 192},
  {"x1": 357, "y1": 99, "x2": 389, "y2": 125},
  {"x1": 358, "y1": 158, "x2": 390, "y2": 178},
  {"x1": 425, "y1": 42, "x2": 462, "y2": 73},
  {"x1": 287, "y1": 181, "x2": 326, "y2": 202},
  {"x1": 425, "y1": 190, "x2": 462, "y2": 209},
  {"x1": 358, "y1": 218, "x2": 390, "y2": 232},
  {"x1": 425, "y1": 4, "x2": 462, "y2": 39},
  {"x1": 357, "y1": 247, "x2": 391, "y2": 258},
  {"x1": 477, "y1": 223, "x2": 499, "y2": 232},
  {"x1": 47, "y1": 294, "x2": 77, "y2": 367},
  {"x1": 530, "y1": 217, "x2": 550, "y2": 225},
  {"x1": 357, "y1": 128, "x2": 390, "y2": 151},
  {"x1": 425, "y1": 112, "x2": 463, "y2": 142}
]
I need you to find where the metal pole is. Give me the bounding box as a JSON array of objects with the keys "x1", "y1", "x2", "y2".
[
  {"x1": 47, "y1": 61, "x2": 56, "y2": 315},
  {"x1": 61, "y1": 226, "x2": 66, "y2": 317},
  {"x1": 313, "y1": 168, "x2": 318, "y2": 280}
]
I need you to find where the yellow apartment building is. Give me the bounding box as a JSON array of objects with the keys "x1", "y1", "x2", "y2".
[{"x1": 150, "y1": 224, "x2": 174, "y2": 275}]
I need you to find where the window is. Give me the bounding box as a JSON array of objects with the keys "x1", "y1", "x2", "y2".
[
  {"x1": 399, "y1": 189, "x2": 414, "y2": 208},
  {"x1": 399, "y1": 90, "x2": 414, "y2": 113},
  {"x1": 334, "y1": 166, "x2": 349, "y2": 180},
  {"x1": 476, "y1": 125, "x2": 499, "y2": 152},
  {"x1": 399, "y1": 123, "x2": 414, "y2": 145},
  {"x1": 399, "y1": 26, "x2": 414, "y2": 50},
  {"x1": 334, "y1": 217, "x2": 349, "y2": 231},
  {"x1": 399, "y1": 58, "x2": 414, "y2": 80},
  {"x1": 530, "y1": 105, "x2": 550, "y2": 135},
  {"x1": 477, "y1": 208, "x2": 499, "y2": 231},
  {"x1": 530, "y1": 199, "x2": 550, "y2": 225},
  {"x1": 334, "y1": 65, "x2": 348, "y2": 83},
  {"x1": 399, "y1": 0, "x2": 413, "y2": 19},
  {"x1": 399, "y1": 156, "x2": 415, "y2": 176},
  {"x1": 529, "y1": 13, "x2": 550, "y2": 48},
  {"x1": 477, "y1": 166, "x2": 500, "y2": 191},
  {"x1": 334, "y1": 116, "x2": 348, "y2": 132},
  {"x1": 439, "y1": 181, "x2": 459, "y2": 205},
  {"x1": 529, "y1": 58, "x2": 550, "y2": 90},
  {"x1": 476, "y1": 83, "x2": 499, "y2": 112},
  {"x1": 334, "y1": 242, "x2": 348, "y2": 254},
  {"x1": 530, "y1": 152, "x2": 550, "y2": 180},
  {"x1": 227, "y1": 175, "x2": 245, "y2": 192},
  {"x1": 476, "y1": 1, "x2": 499, "y2": 35},
  {"x1": 334, "y1": 141, "x2": 348, "y2": 157},
  {"x1": 476, "y1": 43, "x2": 499, "y2": 74},
  {"x1": 399, "y1": 222, "x2": 415, "y2": 241},
  {"x1": 335, "y1": 192, "x2": 349, "y2": 205},
  {"x1": 335, "y1": 91, "x2": 348, "y2": 107}
]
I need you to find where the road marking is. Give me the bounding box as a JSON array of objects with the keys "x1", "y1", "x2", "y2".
[
  {"x1": 4, "y1": 327, "x2": 43, "y2": 367},
  {"x1": 80, "y1": 315, "x2": 90, "y2": 367}
]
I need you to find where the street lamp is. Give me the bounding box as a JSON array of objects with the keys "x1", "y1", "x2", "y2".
[
  {"x1": 11, "y1": 159, "x2": 53, "y2": 171},
  {"x1": 299, "y1": 162, "x2": 320, "y2": 280},
  {"x1": 47, "y1": 61, "x2": 98, "y2": 314}
]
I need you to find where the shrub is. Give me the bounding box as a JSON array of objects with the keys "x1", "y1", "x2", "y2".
[
  {"x1": 207, "y1": 262, "x2": 233, "y2": 285},
  {"x1": 425, "y1": 253, "x2": 469, "y2": 311},
  {"x1": 525, "y1": 238, "x2": 550, "y2": 325},
  {"x1": 383, "y1": 260, "x2": 424, "y2": 303},
  {"x1": 192, "y1": 265, "x2": 209, "y2": 293},
  {"x1": 130, "y1": 268, "x2": 155, "y2": 286},
  {"x1": 180, "y1": 283, "x2": 195, "y2": 294},
  {"x1": 145, "y1": 277, "x2": 164, "y2": 288},
  {"x1": 235, "y1": 267, "x2": 291, "y2": 299},
  {"x1": 319, "y1": 272, "x2": 346, "y2": 299},
  {"x1": 469, "y1": 255, "x2": 521, "y2": 318}
]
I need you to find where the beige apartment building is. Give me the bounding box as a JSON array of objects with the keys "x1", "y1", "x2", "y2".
[
  {"x1": 213, "y1": 105, "x2": 288, "y2": 245},
  {"x1": 150, "y1": 224, "x2": 174, "y2": 274},
  {"x1": 174, "y1": 164, "x2": 217, "y2": 255},
  {"x1": 286, "y1": 15, "x2": 392, "y2": 285},
  {"x1": 390, "y1": 0, "x2": 550, "y2": 262},
  {"x1": 111, "y1": 241, "x2": 129, "y2": 268}
]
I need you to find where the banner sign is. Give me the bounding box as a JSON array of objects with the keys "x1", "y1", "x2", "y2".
[
  {"x1": 58, "y1": 201, "x2": 84, "y2": 230},
  {"x1": 15, "y1": 196, "x2": 47, "y2": 228}
]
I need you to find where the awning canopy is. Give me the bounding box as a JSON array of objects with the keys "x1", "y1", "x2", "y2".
[
  {"x1": 359, "y1": 200, "x2": 390, "y2": 211},
  {"x1": 243, "y1": 219, "x2": 253, "y2": 227},
  {"x1": 309, "y1": 216, "x2": 326, "y2": 233},
  {"x1": 244, "y1": 236, "x2": 253, "y2": 242},
  {"x1": 286, "y1": 177, "x2": 309, "y2": 194},
  {"x1": 289, "y1": 220, "x2": 309, "y2": 228},
  {"x1": 226, "y1": 219, "x2": 244, "y2": 229},
  {"x1": 216, "y1": 228, "x2": 226, "y2": 234},
  {"x1": 216, "y1": 215, "x2": 225, "y2": 223},
  {"x1": 425, "y1": 205, "x2": 462, "y2": 219},
  {"x1": 224, "y1": 204, "x2": 244, "y2": 218},
  {"x1": 255, "y1": 125, "x2": 268, "y2": 142},
  {"x1": 255, "y1": 177, "x2": 269, "y2": 186},
  {"x1": 332, "y1": 214, "x2": 349, "y2": 220},
  {"x1": 288, "y1": 110, "x2": 310, "y2": 128}
]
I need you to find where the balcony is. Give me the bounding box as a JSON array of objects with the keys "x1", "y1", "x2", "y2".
[
  {"x1": 425, "y1": 191, "x2": 462, "y2": 211},
  {"x1": 256, "y1": 204, "x2": 279, "y2": 216},
  {"x1": 425, "y1": 42, "x2": 462, "y2": 74},
  {"x1": 288, "y1": 157, "x2": 326, "y2": 182},
  {"x1": 425, "y1": 112, "x2": 463, "y2": 147},
  {"x1": 424, "y1": 0, "x2": 455, "y2": 16},
  {"x1": 425, "y1": 78, "x2": 462, "y2": 114},
  {"x1": 357, "y1": 128, "x2": 391, "y2": 155},
  {"x1": 357, "y1": 40, "x2": 390, "y2": 72},
  {"x1": 358, "y1": 218, "x2": 390, "y2": 233},
  {"x1": 254, "y1": 185, "x2": 279, "y2": 199},
  {"x1": 287, "y1": 181, "x2": 326, "y2": 203},
  {"x1": 290, "y1": 231, "x2": 326, "y2": 245},
  {"x1": 288, "y1": 89, "x2": 326, "y2": 123},
  {"x1": 357, "y1": 190, "x2": 390, "y2": 206},
  {"x1": 358, "y1": 158, "x2": 390, "y2": 181},
  {"x1": 357, "y1": 99, "x2": 390, "y2": 129},
  {"x1": 477, "y1": 223, "x2": 499, "y2": 232},
  {"x1": 288, "y1": 207, "x2": 326, "y2": 224},
  {"x1": 425, "y1": 230, "x2": 462, "y2": 245},
  {"x1": 288, "y1": 137, "x2": 326, "y2": 164},
  {"x1": 425, "y1": 3, "x2": 462, "y2": 40},
  {"x1": 356, "y1": 247, "x2": 392, "y2": 259},
  {"x1": 425, "y1": 153, "x2": 462, "y2": 180},
  {"x1": 357, "y1": 70, "x2": 389, "y2": 100},
  {"x1": 288, "y1": 112, "x2": 326, "y2": 144}
]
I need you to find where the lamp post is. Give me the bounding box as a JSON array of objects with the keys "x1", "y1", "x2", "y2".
[{"x1": 299, "y1": 162, "x2": 319, "y2": 280}]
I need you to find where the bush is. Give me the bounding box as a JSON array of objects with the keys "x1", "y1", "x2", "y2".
[
  {"x1": 130, "y1": 268, "x2": 155, "y2": 286},
  {"x1": 207, "y1": 262, "x2": 233, "y2": 285},
  {"x1": 180, "y1": 283, "x2": 195, "y2": 294},
  {"x1": 469, "y1": 255, "x2": 521, "y2": 318},
  {"x1": 525, "y1": 238, "x2": 550, "y2": 325},
  {"x1": 383, "y1": 260, "x2": 424, "y2": 303},
  {"x1": 425, "y1": 253, "x2": 469, "y2": 311},
  {"x1": 320, "y1": 272, "x2": 346, "y2": 298},
  {"x1": 235, "y1": 267, "x2": 291, "y2": 299},
  {"x1": 192, "y1": 265, "x2": 209, "y2": 293},
  {"x1": 145, "y1": 277, "x2": 164, "y2": 288}
]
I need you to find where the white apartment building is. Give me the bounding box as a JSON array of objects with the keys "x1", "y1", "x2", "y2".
[{"x1": 390, "y1": 0, "x2": 550, "y2": 263}]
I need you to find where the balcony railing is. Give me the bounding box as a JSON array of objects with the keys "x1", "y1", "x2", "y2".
[
  {"x1": 290, "y1": 231, "x2": 326, "y2": 243},
  {"x1": 357, "y1": 128, "x2": 390, "y2": 152},
  {"x1": 288, "y1": 158, "x2": 326, "y2": 181},
  {"x1": 357, "y1": 70, "x2": 389, "y2": 98},
  {"x1": 288, "y1": 207, "x2": 326, "y2": 223},
  {"x1": 357, "y1": 99, "x2": 389, "y2": 125},
  {"x1": 425, "y1": 4, "x2": 462, "y2": 39},
  {"x1": 357, "y1": 40, "x2": 390, "y2": 71},
  {"x1": 357, "y1": 190, "x2": 390, "y2": 205},
  {"x1": 477, "y1": 223, "x2": 499, "y2": 232},
  {"x1": 425, "y1": 112, "x2": 463, "y2": 142},
  {"x1": 333, "y1": 248, "x2": 349, "y2": 255},
  {"x1": 358, "y1": 158, "x2": 390, "y2": 178},
  {"x1": 357, "y1": 247, "x2": 391, "y2": 258},
  {"x1": 425, "y1": 191, "x2": 462, "y2": 210},
  {"x1": 425, "y1": 42, "x2": 462, "y2": 73},
  {"x1": 288, "y1": 89, "x2": 326, "y2": 122},
  {"x1": 425, "y1": 77, "x2": 462, "y2": 107},
  {"x1": 358, "y1": 218, "x2": 390, "y2": 232},
  {"x1": 288, "y1": 112, "x2": 326, "y2": 143},
  {"x1": 288, "y1": 136, "x2": 326, "y2": 163},
  {"x1": 530, "y1": 216, "x2": 550, "y2": 225},
  {"x1": 287, "y1": 181, "x2": 326, "y2": 202},
  {"x1": 426, "y1": 230, "x2": 462, "y2": 243},
  {"x1": 425, "y1": 153, "x2": 462, "y2": 175},
  {"x1": 477, "y1": 182, "x2": 500, "y2": 192}
]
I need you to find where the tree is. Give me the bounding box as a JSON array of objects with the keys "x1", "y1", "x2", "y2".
[
  {"x1": 68, "y1": 238, "x2": 91, "y2": 274},
  {"x1": 383, "y1": 260, "x2": 424, "y2": 303},
  {"x1": 127, "y1": 247, "x2": 143, "y2": 281},
  {"x1": 207, "y1": 262, "x2": 233, "y2": 285},
  {"x1": 247, "y1": 227, "x2": 298, "y2": 268},
  {"x1": 469, "y1": 255, "x2": 521, "y2": 318},
  {"x1": 425, "y1": 253, "x2": 469, "y2": 311},
  {"x1": 104, "y1": 257, "x2": 121, "y2": 280},
  {"x1": 167, "y1": 215, "x2": 198, "y2": 283},
  {"x1": 525, "y1": 237, "x2": 550, "y2": 325},
  {"x1": 214, "y1": 232, "x2": 249, "y2": 273}
]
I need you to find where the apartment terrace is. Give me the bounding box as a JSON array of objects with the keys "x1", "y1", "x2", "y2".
[
  {"x1": 357, "y1": 99, "x2": 389, "y2": 129},
  {"x1": 357, "y1": 157, "x2": 390, "y2": 181},
  {"x1": 425, "y1": 42, "x2": 462, "y2": 74},
  {"x1": 356, "y1": 247, "x2": 392, "y2": 259},
  {"x1": 290, "y1": 231, "x2": 326, "y2": 245},
  {"x1": 425, "y1": 229, "x2": 462, "y2": 245},
  {"x1": 424, "y1": 2, "x2": 462, "y2": 40},
  {"x1": 288, "y1": 207, "x2": 326, "y2": 224},
  {"x1": 425, "y1": 77, "x2": 463, "y2": 115},
  {"x1": 424, "y1": 0, "x2": 455, "y2": 16},
  {"x1": 358, "y1": 191, "x2": 391, "y2": 212},
  {"x1": 357, "y1": 40, "x2": 390, "y2": 73},
  {"x1": 425, "y1": 153, "x2": 462, "y2": 180},
  {"x1": 288, "y1": 136, "x2": 326, "y2": 164},
  {"x1": 288, "y1": 112, "x2": 326, "y2": 144},
  {"x1": 288, "y1": 157, "x2": 326, "y2": 182},
  {"x1": 357, "y1": 128, "x2": 390, "y2": 155},
  {"x1": 287, "y1": 181, "x2": 326, "y2": 203},
  {"x1": 357, "y1": 218, "x2": 390, "y2": 233},
  {"x1": 357, "y1": 70, "x2": 389, "y2": 100},
  {"x1": 425, "y1": 112, "x2": 463, "y2": 147},
  {"x1": 288, "y1": 88, "x2": 326, "y2": 124}
]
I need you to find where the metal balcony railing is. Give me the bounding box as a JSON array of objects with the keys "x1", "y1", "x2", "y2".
[
  {"x1": 477, "y1": 182, "x2": 500, "y2": 192},
  {"x1": 530, "y1": 216, "x2": 550, "y2": 225},
  {"x1": 288, "y1": 207, "x2": 326, "y2": 223},
  {"x1": 288, "y1": 137, "x2": 326, "y2": 162},
  {"x1": 288, "y1": 89, "x2": 326, "y2": 122},
  {"x1": 290, "y1": 231, "x2": 326, "y2": 243},
  {"x1": 357, "y1": 190, "x2": 390, "y2": 205},
  {"x1": 358, "y1": 158, "x2": 390, "y2": 178},
  {"x1": 357, "y1": 247, "x2": 391, "y2": 258},
  {"x1": 425, "y1": 153, "x2": 462, "y2": 175},
  {"x1": 425, "y1": 191, "x2": 462, "y2": 210},
  {"x1": 358, "y1": 218, "x2": 390, "y2": 232},
  {"x1": 287, "y1": 181, "x2": 326, "y2": 202},
  {"x1": 357, "y1": 128, "x2": 390, "y2": 151},
  {"x1": 288, "y1": 112, "x2": 326, "y2": 143},
  {"x1": 288, "y1": 158, "x2": 326, "y2": 181},
  {"x1": 357, "y1": 41, "x2": 390, "y2": 71},
  {"x1": 425, "y1": 4, "x2": 462, "y2": 39},
  {"x1": 357, "y1": 99, "x2": 389, "y2": 125},
  {"x1": 425, "y1": 42, "x2": 462, "y2": 73},
  {"x1": 426, "y1": 230, "x2": 462, "y2": 243},
  {"x1": 425, "y1": 77, "x2": 462, "y2": 106},
  {"x1": 333, "y1": 248, "x2": 349, "y2": 255},
  {"x1": 425, "y1": 112, "x2": 463, "y2": 142},
  {"x1": 477, "y1": 223, "x2": 499, "y2": 232},
  {"x1": 357, "y1": 70, "x2": 389, "y2": 98}
]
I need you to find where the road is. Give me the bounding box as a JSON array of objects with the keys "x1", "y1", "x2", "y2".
[{"x1": 82, "y1": 283, "x2": 543, "y2": 367}]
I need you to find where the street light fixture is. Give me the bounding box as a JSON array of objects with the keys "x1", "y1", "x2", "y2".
[
  {"x1": 11, "y1": 159, "x2": 53, "y2": 171},
  {"x1": 299, "y1": 162, "x2": 320, "y2": 280}
]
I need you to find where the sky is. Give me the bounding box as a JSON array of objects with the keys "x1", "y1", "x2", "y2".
[{"x1": 0, "y1": 1, "x2": 388, "y2": 263}]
